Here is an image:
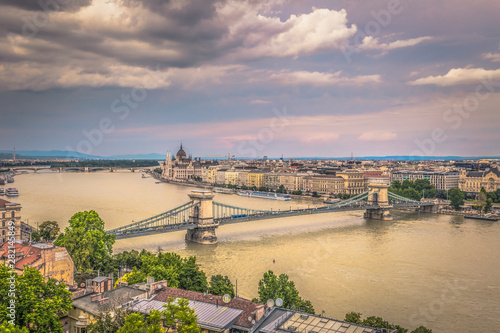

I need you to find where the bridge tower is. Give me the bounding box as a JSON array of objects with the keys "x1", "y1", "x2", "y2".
[
  {"x1": 364, "y1": 183, "x2": 393, "y2": 220},
  {"x1": 185, "y1": 190, "x2": 219, "y2": 244}
]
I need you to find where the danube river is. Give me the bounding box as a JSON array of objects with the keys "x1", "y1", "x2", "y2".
[{"x1": 11, "y1": 172, "x2": 500, "y2": 332}]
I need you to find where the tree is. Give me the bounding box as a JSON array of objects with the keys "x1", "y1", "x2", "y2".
[
  {"x1": 344, "y1": 312, "x2": 432, "y2": 333},
  {"x1": 148, "y1": 265, "x2": 179, "y2": 288},
  {"x1": 449, "y1": 188, "x2": 465, "y2": 211},
  {"x1": 0, "y1": 266, "x2": 72, "y2": 332},
  {"x1": 257, "y1": 271, "x2": 314, "y2": 314},
  {"x1": 414, "y1": 179, "x2": 433, "y2": 193},
  {"x1": 30, "y1": 231, "x2": 41, "y2": 242},
  {"x1": 402, "y1": 188, "x2": 422, "y2": 201},
  {"x1": 153, "y1": 168, "x2": 163, "y2": 174},
  {"x1": 484, "y1": 198, "x2": 493, "y2": 214},
  {"x1": 344, "y1": 312, "x2": 362, "y2": 324},
  {"x1": 178, "y1": 257, "x2": 208, "y2": 292},
  {"x1": 38, "y1": 221, "x2": 60, "y2": 241},
  {"x1": 391, "y1": 180, "x2": 402, "y2": 190},
  {"x1": 436, "y1": 190, "x2": 447, "y2": 199},
  {"x1": 0, "y1": 323, "x2": 29, "y2": 333},
  {"x1": 113, "y1": 249, "x2": 145, "y2": 271},
  {"x1": 54, "y1": 210, "x2": 115, "y2": 272},
  {"x1": 115, "y1": 267, "x2": 148, "y2": 288},
  {"x1": 277, "y1": 185, "x2": 286, "y2": 194},
  {"x1": 87, "y1": 307, "x2": 130, "y2": 333},
  {"x1": 117, "y1": 311, "x2": 164, "y2": 333},
  {"x1": 162, "y1": 298, "x2": 201, "y2": 333},
  {"x1": 209, "y1": 274, "x2": 235, "y2": 297},
  {"x1": 401, "y1": 180, "x2": 414, "y2": 190}
]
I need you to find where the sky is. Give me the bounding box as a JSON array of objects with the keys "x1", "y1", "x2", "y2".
[{"x1": 0, "y1": 0, "x2": 499, "y2": 158}]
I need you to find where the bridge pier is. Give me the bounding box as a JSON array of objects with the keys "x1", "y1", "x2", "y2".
[
  {"x1": 418, "y1": 204, "x2": 439, "y2": 213},
  {"x1": 364, "y1": 183, "x2": 393, "y2": 221},
  {"x1": 185, "y1": 190, "x2": 218, "y2": 245},
  {"x1": 364, "y1": 208, "x2": 393, "y2": 220}
]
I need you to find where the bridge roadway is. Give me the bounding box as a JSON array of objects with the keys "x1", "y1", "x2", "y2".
[
  {"x1": 10, "y1": 166, "x2": 152, "y2": 173},
  {"x1": 112, "y1": 201, "x2": 435, "y2": 240}
]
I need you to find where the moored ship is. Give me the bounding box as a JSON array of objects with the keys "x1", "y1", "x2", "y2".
[
  {"x1": 0, "y1": 188, "x2": 4, "y2": 195},
  {"x1": 237, "y1": 190, "x2": 291, "y2": 201},
  {"x1": 5, "y1": 188, "x2": 19, "y2": 197}
]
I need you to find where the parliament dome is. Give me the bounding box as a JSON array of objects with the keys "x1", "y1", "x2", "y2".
[{"x1": 176, "y1": 144, "x2": 187, "y2": 159}]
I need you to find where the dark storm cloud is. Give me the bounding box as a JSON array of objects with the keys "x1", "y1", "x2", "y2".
[
  {"x1": 1, "y1": 0, "x2": 499, "y2": 156},
  {"x1": 1, "y1": 0, "x2": 93, "y2": 12}
]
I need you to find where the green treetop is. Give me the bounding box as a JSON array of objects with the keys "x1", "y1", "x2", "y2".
[
  {"x1": 209, "y1": 274, "x2": 235, "y2": 298},
  {"x1": 38, "y1": 220, "x2": 60, "y2": 241},
  {"x1": 54, "y1": 210, "x2": 115, "y2": 272},
  {"x1": 162, "y1": 298, "x2": 201, "y2": 333},
  {"x1": 449, "y1": 188, "x2": 465, "y2": 211},
  {"x1": 257, "y1": 270, "x2": 314, "y2": 314},
  {"x1": 0, "y1": 266, "x2": 72, "y2": 333}
]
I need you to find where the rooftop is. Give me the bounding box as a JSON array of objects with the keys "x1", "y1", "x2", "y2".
[
  {"x1": 92, "y1": 276, "x2": 111, "y2": 283},
  {"x1": 73, "y1": 286, "x2": 147, "y2": 315},
  {"x1": 252, "y1": 309, "x2": 396, "y2": 333},
  {"x1": 153, "y1": 286, "x2": 264, "y2": 328},
  {"x1": 0, "y1": 242, "x2": 42, "y2": 270},
  {"x1": 0, "y1": 198, "x2": 20, "y2": 209}
]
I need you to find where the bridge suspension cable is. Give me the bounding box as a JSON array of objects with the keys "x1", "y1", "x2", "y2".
[
  {"x1": 212, "y1": 201, "x2": 271, "y2": 219},
  {"x1": 387, "y1": 191, "x2": 421, "y2": 204},
  {"x1": 108, "y1": 200, "x2": 198, "y2": 235},
  {"x1": 326, "y1": 190, "x2": 380, "y2": 208}
]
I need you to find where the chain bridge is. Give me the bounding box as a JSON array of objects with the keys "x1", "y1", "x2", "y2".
[{"x1": 107, "y1": 183, "x2": 438, "y2": 244}]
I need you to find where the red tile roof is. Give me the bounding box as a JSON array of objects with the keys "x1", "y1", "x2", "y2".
[
  {"x1": 154, "y1": 287, "x2": 264, "y2": 328},
  {"x1": 0, "y1": 242, "x2": 42, "y2": 271},
  {"x1": 0, "y1": 198, "x2": 12, "y2": 208}
]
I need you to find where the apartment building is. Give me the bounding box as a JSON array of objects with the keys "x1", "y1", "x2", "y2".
[
  {"x1": 337, "y1": 170, "x2": 367, "y2": 195},
  {"x1": 301, "y1": 175, "x2": 344, "y2": 194},
  {"x1": 391, "y1": 170, "x2": 460, "y2": 190},
  {"x1": 247, "y1": 170, "x2": 266, "y2": 188},
  {"x1": 279, "y1": 173, "x2": 302, "y2": 192},
  {"x1": 0, "y1": 198, "x2": 33, "y2": 243},
  {"x1": 263, "y1": 173, "x2": 280, "y2": 190}
]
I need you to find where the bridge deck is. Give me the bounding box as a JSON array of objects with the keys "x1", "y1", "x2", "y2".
[{"x1": 111, "y1": 201, "x2": 435, "y2": 239}]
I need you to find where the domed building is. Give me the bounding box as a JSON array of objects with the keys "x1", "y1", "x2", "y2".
[
  {"x1": 176, "y1": 144, "x2": 187, "y2": 160},
  {"x1": 161, "y1": 143, "x2": 202, "y2": 181}
]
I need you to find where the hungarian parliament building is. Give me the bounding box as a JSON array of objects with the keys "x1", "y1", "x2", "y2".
[{"x1": 161, "y1": 144, "x2": 203, "y2": 180}]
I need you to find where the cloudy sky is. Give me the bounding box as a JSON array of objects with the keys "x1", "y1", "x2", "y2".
[{"x1": 1, "y1": 0, "x2": 499, "y2": 158}]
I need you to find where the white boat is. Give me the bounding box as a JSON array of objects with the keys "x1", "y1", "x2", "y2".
[
  {"x1": 213, "y1": 188, "x2": 234, "y2": 194},
  {"x1": 237, "y1": 191, "x2": 291, "y2": 201},
  {"x1": 0, "y1": 188, "x2": 4, "y2": 195},
  {"x1": 5, "y1": 188, "x2": 18, "y2": 197},
  {"x1": 324, "y1": 198, "x2": 341, "y2": 204}
]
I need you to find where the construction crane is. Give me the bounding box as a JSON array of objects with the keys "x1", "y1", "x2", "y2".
[{"x1": 206, "y1": 153, "x2": 235, "y2": 161}]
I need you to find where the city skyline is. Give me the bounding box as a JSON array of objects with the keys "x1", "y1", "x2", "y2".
[{"x1": 1, "y1": 0, "x2": 500, "y2": 158}]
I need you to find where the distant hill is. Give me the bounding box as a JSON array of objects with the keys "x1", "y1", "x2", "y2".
[
  {"x1": 106, "y1": 153, "x2": 166, "y2": 160},
  {"x1": 0, "y1": 150, "x2": 498, "y2": 161},
  {"x1": 0, "y1": 150, "x2": 166, "y2": 160},
  {"x1": 0, "y1": 150, "x2": 101, "y2": 159},
  {"x1": 0, "y1": 153, "x2": 27, "y2": 159}
]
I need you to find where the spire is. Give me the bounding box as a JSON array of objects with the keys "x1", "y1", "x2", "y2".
[{"x1": 180, "y1": 142, "x2": 183, "y2": 150}]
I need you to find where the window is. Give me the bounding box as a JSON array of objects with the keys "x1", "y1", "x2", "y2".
[{"x1": 11, "y1": 212, "x2": 15, "y2": 218}]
